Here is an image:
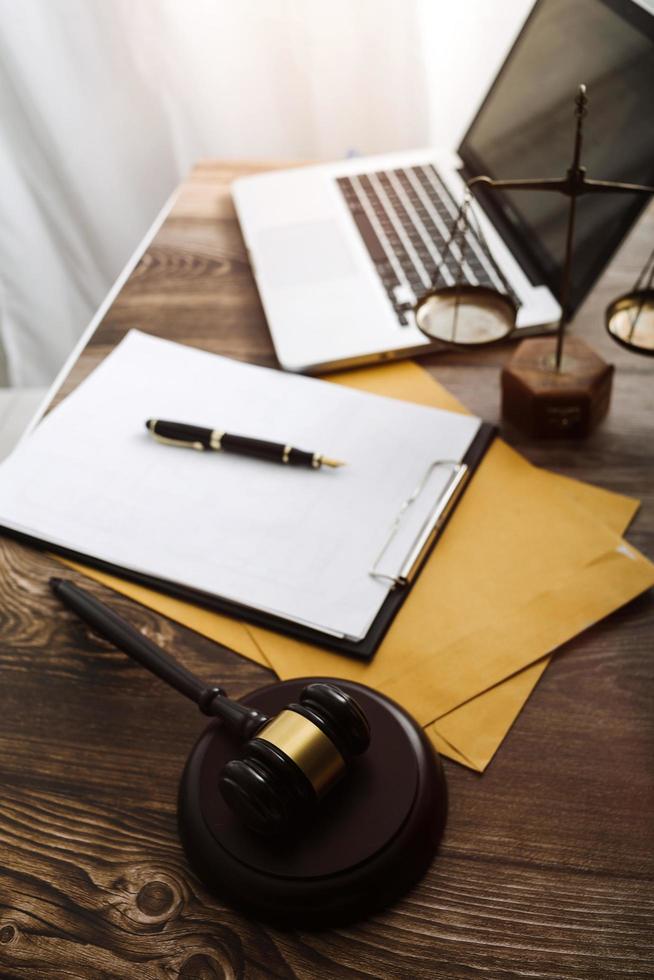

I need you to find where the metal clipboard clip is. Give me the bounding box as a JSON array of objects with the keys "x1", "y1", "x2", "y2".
[{"x1": 369, "y1": 460, "x2": 469, "y2": 588}]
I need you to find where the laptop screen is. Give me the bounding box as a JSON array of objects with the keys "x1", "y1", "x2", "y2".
[{"x1": 458, "y1": 0, "x2": 654, "y2": 313}]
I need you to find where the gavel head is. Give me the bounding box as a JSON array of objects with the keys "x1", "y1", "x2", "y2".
[{"x1": 219, "y1": 682, "x2": 371, "y2": 835}]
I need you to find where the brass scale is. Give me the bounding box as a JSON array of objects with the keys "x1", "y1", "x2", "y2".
[{"x1": 414, "y1": 85, "x2": 654, "y2": 360}]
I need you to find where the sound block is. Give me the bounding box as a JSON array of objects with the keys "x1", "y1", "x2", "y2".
[
  {"x1": 501, "y1": 336, "x2": 613, "y2": 438},
  {"x1": 178, "y1": 678, "x2": 447, "y2": 928}
]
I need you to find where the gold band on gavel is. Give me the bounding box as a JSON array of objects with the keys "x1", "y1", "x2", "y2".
[{"x1": 256, "y1": 710, "x2": 345, "y2": 795}]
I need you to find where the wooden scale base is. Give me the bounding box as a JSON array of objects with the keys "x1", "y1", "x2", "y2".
[
  {"x1": 501, "y1": 336, "x2": 614, "y2": 438},
  {"x1": 178, "y1": 679, "x2": 448, "y2": 928}
]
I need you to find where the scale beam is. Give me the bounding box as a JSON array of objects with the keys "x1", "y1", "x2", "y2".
[{"x1": 468, "y1": 174, "x2": 654, "y2": 198}]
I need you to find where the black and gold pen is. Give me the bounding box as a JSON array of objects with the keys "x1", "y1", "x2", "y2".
[{"x1": 145, "y1": 419, "x2": 345, "y2": 469}]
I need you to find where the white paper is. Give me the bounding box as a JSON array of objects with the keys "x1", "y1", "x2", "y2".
[{"x1": 0, "y1": 331, "x2": 481, "y2": 639}]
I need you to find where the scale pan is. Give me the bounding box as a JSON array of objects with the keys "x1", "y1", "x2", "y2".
[
  {"x1": 605, "y1": 289, "x2": 654, "y2": 356},
  {"x1": 415, "y1": 285, "x2": 517, "y2": 347}
]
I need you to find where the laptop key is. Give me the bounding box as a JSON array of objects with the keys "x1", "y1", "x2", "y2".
[{"x1": 350, "y1": 208, "x2": 386, "y2": 264}]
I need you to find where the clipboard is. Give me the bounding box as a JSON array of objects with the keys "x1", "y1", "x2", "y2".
[{"x1": 1, "y1": 420, "x2": 495, "y2": 661}]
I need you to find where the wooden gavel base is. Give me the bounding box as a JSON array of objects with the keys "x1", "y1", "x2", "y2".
[
  {"x1": 178, "y1": 678, "x2": 448, "y2": 928},
  {"x1": 501, "y1": 336, "x2": 614, "y2": 438}
]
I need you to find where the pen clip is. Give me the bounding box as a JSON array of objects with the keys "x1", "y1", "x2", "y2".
[{"x1": 150, "y1": 432, "x2": 206, "y2": 451}]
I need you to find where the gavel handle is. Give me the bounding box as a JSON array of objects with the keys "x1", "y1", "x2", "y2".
[{"x1": 50, "y1": 578, "x2": 267, "y2": 738}]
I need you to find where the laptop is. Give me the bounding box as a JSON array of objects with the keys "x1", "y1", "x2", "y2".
[{"x1": 233, "y1": 0, "x2": 654, "y2": 373}]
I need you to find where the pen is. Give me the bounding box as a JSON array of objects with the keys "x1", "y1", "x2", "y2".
[{"x1": 145, "y1": 419, "x2": 345, "y2": 469}]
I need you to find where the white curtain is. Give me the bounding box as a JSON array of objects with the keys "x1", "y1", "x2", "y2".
[{"x1": 0, "y1": 0, "x2": 531, "y2": 386}]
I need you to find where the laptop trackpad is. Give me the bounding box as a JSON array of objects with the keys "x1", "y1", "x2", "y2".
[{"x1": 255, "y1": 221, "x2": 357, "y2": 288}]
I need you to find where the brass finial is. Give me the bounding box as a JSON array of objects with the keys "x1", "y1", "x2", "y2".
[{"x1": 575, "y1": 83, "x2": 588, "y2": 117}]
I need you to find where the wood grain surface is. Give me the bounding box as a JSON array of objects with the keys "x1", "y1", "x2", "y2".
[{"x1": 1, "y1": 161, "x2": 653, "y2": 980}]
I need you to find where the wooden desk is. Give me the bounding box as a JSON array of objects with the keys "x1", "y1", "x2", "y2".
[{"x1": 1, "y1": 162, "x2": 652, "y2": 980}]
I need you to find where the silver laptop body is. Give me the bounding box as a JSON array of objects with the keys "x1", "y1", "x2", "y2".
[{"x1": 233, "y1": 0, "x2": 653, "y2": 373}]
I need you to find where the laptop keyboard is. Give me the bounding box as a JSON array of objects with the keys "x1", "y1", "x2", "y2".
[{"x1": 336, "y1": 164, "x2": 517, "y2": 327}]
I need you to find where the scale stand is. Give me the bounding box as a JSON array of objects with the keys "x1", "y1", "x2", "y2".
[{"x1": 501, "y1": 333, "x2": 614, "y2": 438}]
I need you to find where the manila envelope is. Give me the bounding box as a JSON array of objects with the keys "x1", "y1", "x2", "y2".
[
  {"x1": 425, "y1": 472, "x2": 638, "y2": 770},
  {"x1": 59, "y1": 362, "x2": 654, "y2": 769}
]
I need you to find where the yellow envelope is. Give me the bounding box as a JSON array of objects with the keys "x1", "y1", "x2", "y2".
[
  {"x1": 57, "y1": 361, "x2": 653, "y2": 769},
  {"x1": 383, "y1": 543, "x2": 651, "y2": 724},
  {"x1": 425, "y1": 485, "x2": 638, "y2": 771},
  {"x1": 427, "y1": 657, "x2": 551, "y2": 769}
]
